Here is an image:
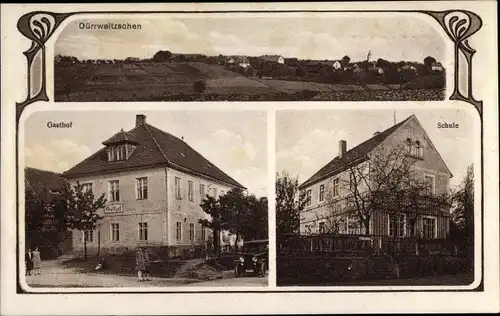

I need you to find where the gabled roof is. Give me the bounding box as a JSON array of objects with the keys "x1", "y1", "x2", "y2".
[
  {"x1": 299, "y1": 116, "x2": 413, "y2": 189},
  {"x1": 64, "y1": 119, "x2": 245, "y2": 189},
  {"x1": 102, "y1": 129, "x2": 139, "y2": 146},
  {"x1": 25, "y1": 167, "x2": 66, "y2": 201}
]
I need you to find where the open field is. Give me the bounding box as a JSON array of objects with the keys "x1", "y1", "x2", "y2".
[{"x1": 55, "y1": 62, "x2": 445, "y2": 101}]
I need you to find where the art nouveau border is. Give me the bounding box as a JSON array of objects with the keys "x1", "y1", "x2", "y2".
[{"x1": 13, "y1": 9, "x2": 486, "y2": 294}]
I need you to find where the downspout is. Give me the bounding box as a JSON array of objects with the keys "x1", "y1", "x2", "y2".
[{"x1": 165, "y1": 167, "x2": 171, "y2": 246}]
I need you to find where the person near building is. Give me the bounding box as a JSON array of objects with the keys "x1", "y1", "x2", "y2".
[
  {"x1": 25, "y1": 248, "x2": 34, "y2": 276},
  {"x1": 32, "y1": 247, "x2": 42, "y2": 275},
  {"x1": 135, "y1": 247, "x2": 146, "y2": 281}
]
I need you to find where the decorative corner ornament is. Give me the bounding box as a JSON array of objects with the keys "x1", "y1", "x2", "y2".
[
  {"x1": 16, "y1": 11, "x2": 72, "y2": 120},
  {"x1": 424, "y1": 10, "x2": 483, "y2": 114}
]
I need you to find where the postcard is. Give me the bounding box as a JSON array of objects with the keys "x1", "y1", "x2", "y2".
[{"x1": 1, "y1": 2, "x2": 498, "y2": 315}]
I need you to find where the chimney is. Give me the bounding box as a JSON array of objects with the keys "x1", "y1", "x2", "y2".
[
  {"x1": 373, "y1": 131, "x2": 380, "y2": 136},
  {"x1": 136, "y1": 114, "x2": 146, "y2": 127},
  {"x1": 339, "y1": 140, "x2": 347, "y2": 158}
]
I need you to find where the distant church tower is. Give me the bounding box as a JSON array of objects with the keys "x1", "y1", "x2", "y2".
[{"x1": 367, "y1": 50, "x2": 373, "y2": 63}]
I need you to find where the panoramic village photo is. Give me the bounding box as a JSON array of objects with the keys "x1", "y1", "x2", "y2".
[
  {"x1": 22, "y1": 111, "x2": 268, "y2": 288},
  {"x1": 276, "y1": 108, "x2": 477, "y2": 286},
  {"x1": 54, "y1": 14, "x2": 445, "y2": 102}
]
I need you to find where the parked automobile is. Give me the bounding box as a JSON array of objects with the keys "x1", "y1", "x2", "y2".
[{"x1": 234, "y1": 239, "x2": 268, "y2": 277}]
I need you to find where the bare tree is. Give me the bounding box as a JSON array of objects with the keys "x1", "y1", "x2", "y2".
[{"x1": 321, "y1": 140, "x2": 450, "y2": 247}]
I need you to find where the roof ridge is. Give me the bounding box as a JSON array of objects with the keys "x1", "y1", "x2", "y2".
[
  {"x1": 145, "y1": 123, "x2": 245, "y2": 189},
  {"x1": 25, "y1": 166, "x2": 62, "y2": 176},
  {"x1": 300, "y1": 114, "x2": 414, "y2": 188},
  {"x1": 342, "y1": 115, "x2": 412, "y2": 156}
]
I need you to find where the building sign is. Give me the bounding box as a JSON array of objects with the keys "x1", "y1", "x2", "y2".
[
  {"x1": 105, "y1": 203, "x2": 123, "y2": 214},
  {"x1": 358, "y1": 236, "x2": 373, "y2": 241}
]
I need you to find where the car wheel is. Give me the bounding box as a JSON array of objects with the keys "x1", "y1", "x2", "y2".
[
  {"x1": 234, "y1": 264, "x2": 242, "y2": 278},
  {"x1": 259, "y1": 263, "x2": 267, "y2": 277}
]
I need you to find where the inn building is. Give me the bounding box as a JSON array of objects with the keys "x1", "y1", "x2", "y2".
[
  {"x1": 64, "y1": 114, "x2": 245, "y2": 255},
  {"x1": 299, "y1": 114, "x2": 452, "y2": 240}
]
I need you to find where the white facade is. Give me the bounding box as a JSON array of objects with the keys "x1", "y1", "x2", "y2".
[{"x1": 69, "y1": 166, "x2": 235, "y2": 252}]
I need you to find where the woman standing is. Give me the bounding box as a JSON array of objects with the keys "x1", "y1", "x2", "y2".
[
  {"x1": 143, "y1": 248, "x2": 151, "y2": 281},
  {"x1": 32, "y1": 247, "x2": 42, "y2": 275},
  {"x1": 135, "y1": 247, "x2": 145, "y2": 281}
]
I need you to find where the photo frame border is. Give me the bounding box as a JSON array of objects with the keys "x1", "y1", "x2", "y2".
[{"x1": 13, "y1": 8, "x2": 486, "y2": 295}]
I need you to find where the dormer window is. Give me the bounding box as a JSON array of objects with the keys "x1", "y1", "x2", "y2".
[
  {"x1": 107, "y1": 145, "x2": 128, "y2": 162},
  {"x1": 102, "y1": 129, "x2": 139, "y2": 162}
]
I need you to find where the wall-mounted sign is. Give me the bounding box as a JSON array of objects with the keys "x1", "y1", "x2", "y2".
[{"x1": 105, "y1": 203, "x2": 123, "y2": 213}]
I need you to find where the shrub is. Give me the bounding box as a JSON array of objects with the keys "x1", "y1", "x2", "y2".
[
  {"x1": 193, "y1": 80, "x2": 207, "y2": 94},
  {"x1": 399, "y1": 255, "x2": 467, "y2": 278}
]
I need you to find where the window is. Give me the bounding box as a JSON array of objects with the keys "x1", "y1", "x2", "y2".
[
  {"x1": 349, "y1": 172, "x2": 355, "y2": 190},
  {"x1": 107, "y1": 145, "x2": 128, "y2": 162},
  {"x1": 176, "y1": 222, "x2": 182, "y2": 241},
  {"x1": 200, "y1": 184, "x2": 205, "y2": 199},
  {"x1": 83, "y1": 230, "x2": 94, "y2": 243},
  {"x1": 213, "y1": 187, "x2": 218, "y2": 197},
  {"x1": 319, "y1": 184, "x2": 325, "y2": 202},
  {"x1": 410, "y1": 144, "x2": 418, "y2": 157},
  {"x1": 406, "y1": 138, "x2": 412, "y2": 154},
  {"x1": 415, "y1": 141, "x2": 423, "y2": 157},
  {"x1": 318, "y1": 222, "x2": 326, "y2": 234},
  {"x1": 116, "y1": 146, "x2": 122, "y2": 160},
  {"x1": 188, "y1": 181, "x2": 194, "y2": 202},
  {"x1": 305, "y1": 223, "x2": 313, "y2": 235},
  {"x1": 108, "y1": 180, "x2": 120, "y2": 202},
  {"x1": 346, "y1": 216, "x2": 362, "y2": 235},
  {"x1": 424, "y1": 175, "x2": 435, "y2": 195},
  {"x1": 81, "y1": 183, "x2": 93, "y2": 193},
  {"x1": 306, "y1": 190, "x2": 312, "y2": 206},
  {"x1": 107, "y1": 147, "x2": 115, "y2": 161},
  {"x1": 139, "y1": 222, "x2": 148, "y2": 241},
  {"x1": 175, "y1": 177, "x2": 181, "y2": 199},
  {"x1": 220, "y1": 190, "x2": 225, "y2": 196},
  {"x1": 422, "y1": 217, "x2": 437, "y2": 239},
  {"x1": 333, "y1": 178, "x2": 340, "y2": 197},
  {"x1": 201, "y1": 225, "x2": 206, "y2": 241},
  {"x1": 389, "y1": 214, "x2": 406, "y2": 237},
  {"x1": 136, "y1": 177, "x2": 148, "y2": 200},
  {"x1": 189, "y1": 223, "x2": 195, "y2": 241},
  {"x1": 111, "y1": 223, "x2": 120, "y2": 241},
  {"x1": 407, "y1": 138, "x2": 424, "y2": 158}
]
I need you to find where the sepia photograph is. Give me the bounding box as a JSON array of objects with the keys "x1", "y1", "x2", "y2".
[
  {"x1": 1, "y1": 1, "x2": 499, "y2": 315},
  {"x1": 22, "y1": 110, "x2": 268, "y2": 289},
  {"x1": 276, "y1": 108, "x2": 478, "y2": 286},
  {"x1": 54, "y1": 13, "x2": 446, "y2": 102}
]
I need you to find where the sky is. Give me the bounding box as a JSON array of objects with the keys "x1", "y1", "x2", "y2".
[
  {"x1": 23, "y1": 110, "x2": 267, "y2": 197},
  {"x1": 276, "y1": 108, "x2": 477, "y2": 190},
  {"x1": 55, "y1": 14, "x2": 445, "y2": 62}
]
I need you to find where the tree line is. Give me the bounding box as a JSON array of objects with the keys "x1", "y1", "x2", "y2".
[{"x1": 56, "y1": 50, "x2": 444, "y2": 88}]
